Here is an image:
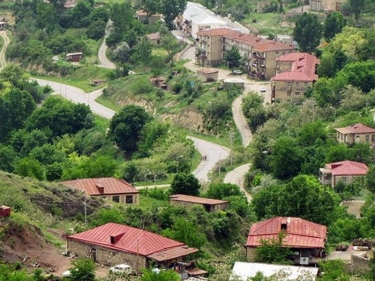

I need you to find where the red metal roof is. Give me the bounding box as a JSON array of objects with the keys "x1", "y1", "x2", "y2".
[
  {"x1": 326, "y1": 161, "x2": 368, "y2": 176},
  {"x1": 170, "y1": 194, "x2": 228, "y2": 205},
  {"x1": 61, "y1": 178, "x2": 139, "y2": 196},
  {"x1": 272, "y1": 53, "x2": 319, "y2": 82},
  {"x1": 335, "y1": 123, "x2": 375, "y2": 134},
  {"x1": 246, "y1": 217, "x2": 327, "y2": 248},
  {"x1": 68, "y1": 223, "x2": 198, "y2": 259},
  {"x1": 197, "y1": 28, "x2": 295, "y2": 52}
]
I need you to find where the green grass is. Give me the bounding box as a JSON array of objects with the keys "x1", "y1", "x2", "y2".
[
  {"x1": 93, "y1": 114, "x2": 110, "y2": 130},
  {"x1": 34, "y1": 66, "x2": 112, "y2": 92},
  {"x1": 96, "y1": 96, "x2": 123, "y2": 112},
  {"x1": 244, "y1": 12, "x2": 294, "y2": 35},
  {"x1": 139, "y1": 194, "x2": 169, "y2": 208}
]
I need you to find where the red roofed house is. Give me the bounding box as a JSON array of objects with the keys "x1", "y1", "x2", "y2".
[
  {"x1": 170, "y1": 194, "x2": 228, "y2": 212},
  {"x1": 67, "y1": 223, "x2": 199, "y2": 274},
  {"x1": 196, "y1": 28, "x2": 295, "y2": 80},
  {"x1": 319, "y1": 160, "x2": 368, "y2": 188},
  {"x1": 271, "y1": 53, "x2": 319, "y2": 103},
  {"x1": 335, "y1": 123, "x2": 375, "y2": 146},
  {"x1": 245, "y1": 217, "x2": 327, "y2": 265},
  {"x1": 61, "y1": 178, "x2": 139, "y2": 205}
]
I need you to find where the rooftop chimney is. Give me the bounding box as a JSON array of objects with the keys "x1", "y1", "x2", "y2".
[
  {"x1": 96, "y1": 182, "x2": 104, "y2": 193},
  {"x1": 110, "y1": 232, "x2": 125, "y2": 244}
]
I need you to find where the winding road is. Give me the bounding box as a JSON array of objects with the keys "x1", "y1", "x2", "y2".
[
  {"x1": 97, "y1": 21, "x2": 116, "y2": 69},
  {"x1": 0, "y1": 31, "x2": 9, "y2": 71}
]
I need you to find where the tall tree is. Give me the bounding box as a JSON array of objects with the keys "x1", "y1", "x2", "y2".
[
  {"x1": 107, "y1": 105, "x2": 151, "y2": 154},
  {"x1": 159, "y1": 0, "x2": 187, "y2": 30},
  {"x1": 170, "y1": 173, "x2": 200, "y2": 196},
  {"x1": 225, "y1": 46, "x2": 241, "y2": 72},
  {"x1": 324, "y1": 11, "x2": 346, "y2": 42},
  {"x1": 293, "y1": 13, "x2": 322, "y2": 53},
  {"x1": 348, "y1": 0, "x2": 365, "y2": 22}
]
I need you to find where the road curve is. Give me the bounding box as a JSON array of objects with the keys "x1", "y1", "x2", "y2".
[
  {"x1": 189, "y1": 136, "x2": 230, "y2": 183},
  {"x1": 34, "y1": 79, "x2": 115, "y2": 119},
  {"x1": 0, "y1": 31, "x2": 10, "y2": 71},
  {"x1": 97, "y1": 21, "x2": 116, "y2": 69},
  {"x1": 34, "y1": 78, "x2": 229, "y2": 183},
  {"x1": 224, "y1": 163, "x2": 252, "y2": 202}
]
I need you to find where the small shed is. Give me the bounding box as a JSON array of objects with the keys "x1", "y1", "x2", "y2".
[
  {"x1": 66, "y1": 52, "x2": 83, "y2": 62},
  {"x1": 146, "y1": 32, "x2": 161, "y2": 45},
  {"x1": 92, "y1": 79, "x2": 105, "y2": 86},
  {"x1": 197, "y1": 68, "x2": 219, "y2": 82},
  {"x1": 170, "y1": 194, "x2": 229, "y2": 212},
  {"x1": 0, "y1": 205, "x2": 11, "y2": 217}
]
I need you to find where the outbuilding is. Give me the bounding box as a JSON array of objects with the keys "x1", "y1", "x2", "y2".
[{"x1": 170, "y1": 194, "x2": 228, "y2": 212}]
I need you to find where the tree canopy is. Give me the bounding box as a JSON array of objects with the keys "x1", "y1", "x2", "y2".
[
  {"x1": 170, "y1": 173, "x2": 200, "y2": 196},
  {"x1": 293, "y1": 13, "x2": 322, "y2": 53},
  {"x1": 324, "y1": 12, "x2": 346, "y2": 42}
]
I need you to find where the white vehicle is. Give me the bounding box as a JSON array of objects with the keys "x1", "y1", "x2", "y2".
[
  {"x1": 110, "y1": 264, "x2": 132, "y2": 275},
  {"x1": 62, "y1": 270, "x2": 71, "y2": 277},
  {"x1": 259, "y1": 86, "x2": 267, "y2": 93}
]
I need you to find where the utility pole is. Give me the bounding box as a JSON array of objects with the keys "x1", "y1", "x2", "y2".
[
  {"x1": 84, "y1": 196, "x2": 87, "y2": 227},
  {"x1": 229, "y1": 132, "x2": 235, "y2": 166}
]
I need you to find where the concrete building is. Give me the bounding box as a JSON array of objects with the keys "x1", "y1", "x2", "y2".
[
  {"x1": 271, "y1": 53, "x2": 319, "y2": 102},
  {"x1": 197, "y1": 68, "x2": 219, "y2": 82},
  {"x1": 135, "y1": 10, "x2": 163, "y2": 25},
  {"x1": 170, "y1": 194, "x2": 228, "y2": 212},
  {"x1": 245, "y1": 217, "x2": 327, "y2": 265},
  {"x1": 319, "y1": 160, "x2": 368, "y2": 188},
  {"x1": 335, "y1": 123, "x2": 375, "y2": 146},
  {"x1": 309, "y1": 0, "x2": 344, "y2": 11},
  {"x1": 196, "y1": 27, "x2": 295, "y2": 79},
  {"x1": 61, "y1": 177, "x2": 139, "y2": 205}
]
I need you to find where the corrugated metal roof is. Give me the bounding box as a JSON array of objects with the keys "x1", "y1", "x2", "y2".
[
  {"x1": 326, "y1": 160, "x2": 368, "y2": 176},
  {"x1": 230, "y1": 262, "x2": 318, "y2": 281},
  {"x1": 335, "y1": 123, "x2": 375, "y2": 134},
  {"x1": 170, "y1": 194, "x2": 228, "y2": 205},
  {"x1": 68, "y1": 223, "x2": 198, "y2": 258},
  {"x1": 147, "y1": 245, "x2": 199, "y2": 261},
  {"x1": 61, "y1": 178, "x2": 139, "y2": 196},
  {"x1": 245, "y1": 217, "x2": 327, "y2": 248}
]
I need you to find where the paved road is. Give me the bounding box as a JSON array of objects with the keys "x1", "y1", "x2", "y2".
[
  {"x1": 97, "y1": 21, "x2": 116, "y2": 69},
  {"x1": 34, "y1": 79, "x2": 115, "y2": 119},
  {"x1": 224, "y1": 164, "x2": 252, "y2": 201},
  {"x1": 189, "y1": 136, "x2": 230, "y2": 183},
  {"x1": 0, "y1": 31, "x2": 9, "y2": 71}
]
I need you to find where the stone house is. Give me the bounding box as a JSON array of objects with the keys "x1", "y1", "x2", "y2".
[
  {"x1": 271, "y1": 53, "x2": 319, "y2": 103},
  {"x1": 245, "y1": 217, "x2": 327, "y2": 265},
  {"x1": 146, "y1": 32, "x2": 161, "y2": 45},
  {"x1": 66, "y1": 223, "x2": 199, "y2": 274},
  {"x1": 319, "y1": 160, "x2": 368, "y2": 188},
  {"x1": 61, "y1": 177, "x2": 139, "y2": 205},
  {"x1": 335, "y1": 123, "x2": 375, "y2": 146},
  {"x1": 135, "y1": 10, "x2": 162, "y2": 25},
  {"x1": 65, "y1": 52, "x2": 83, "y2": 62},
  {"x1": 170, "y1": 194, "x2": 228, "y2": 212},
  {"x1": 196, "y1": 27, "x2": 295, "y2": 79},
  {"x1": 197, "y1": 68, "x2": 219, "y2": 82}
]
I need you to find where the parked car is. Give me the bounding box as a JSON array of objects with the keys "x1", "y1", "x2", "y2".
[
  {"x1": 233, "y1": 69, "x2": 242, "y2": 75},
  {"x1": 259, "y1": 86, "x2": 267, "y2": 93},
  {"x1": 62, "y1": 270, "x2": 71, "y2": 277},
  {"x1": 110, "y1": 264, "x2": 132, "y2": 275}
]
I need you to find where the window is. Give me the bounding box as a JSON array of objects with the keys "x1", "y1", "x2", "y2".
[
  {"x1": 341, "y1": 177, "x2": 347, "y2": 183},
  {"x1": 126, "y1": 195, "x2": 133, "y2": 204},
  {"x1": 287, "y1": 82, "x2": 292, "y2": 86},
  {"x1": 296, "y1": 82, "x2": 300, "y2": 87},
  {"x1": 113, "y1": 196, "x2": 120, "y2": 203},
  {"x1": 295, "y1": 92, "x2": 300, "y2": 96},
  {"x1": 366, "y1": 135, "x2": 370, "y2": 142},
  {"x1": 372, "y1": 135, "x2": 375, "y2": 142}
]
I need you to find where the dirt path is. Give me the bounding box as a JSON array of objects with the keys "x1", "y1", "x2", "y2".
[{"x1": 0, "y1": 31, "x2": 10, "y2": 71}]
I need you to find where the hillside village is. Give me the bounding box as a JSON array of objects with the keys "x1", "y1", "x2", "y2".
[{"x1": 1, "y1": 0, "x2": 375, "y2": 280}]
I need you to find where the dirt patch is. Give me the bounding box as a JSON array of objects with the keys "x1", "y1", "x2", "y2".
[
  {"x1": 341, "y1": 200, "x2": 365, "y2": 218},
  {"x1": 161, "y1": 109, "x2": 204, "y2": 132}
]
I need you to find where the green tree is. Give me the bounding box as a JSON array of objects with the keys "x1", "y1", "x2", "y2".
[
  {"x1": 225, "y1": 46, "x2": 241, "y2": 72},
  {"x1": 348, "y1": 0, "x2": 365, "y2": 21},
  {"x1": 366, "y1": 165, "x2": 375, "y2": 193},
  {"x1": 69, "y1": 258, "x2": 95, "y2": 281},
  {"x1": 107, "y1": 105, "x2": 151, "y2": 154},
  {"x1": 205, "y1": 183, "x2": 242, "y2": 199},
  {"x1": 162, "y1": 217, "x2": 206, "y2": 249},
  {"x1": 242, "y1": 92, "x2": 266, "y2": 132},
  {"x1": 15, "y1": 157, "x2": 45, "y2": 180},
  {"x1": 170, "y1": 173, "x2": 200, "y2": 196},
  {"x1": 141, "y1": 269, "x2": 180, "y2": 281},
  {"x1": 255, "y1": 232, "x2": 292, "y2": 264},
  {"x1": 270, "y1": 137, "x2": 303, "y2": 179},
  {"x1": 86, "y1": 20, "x2": 106, "y2": 40},
  {"x1": 158, "y1": 0, "x2": 187, "y2": 30},
  {"x1": 112, "y1": 42, "x2": 131, "y2": 64},
  {"x1": 293, "y1": 13, "x2": 322, "y2": 52},
  {"x1": 0, "y1": 145, "x2": 17, "y2": 172},
  {"x1": 324, "y1": 11, "x2": 346, "y2": 42}
]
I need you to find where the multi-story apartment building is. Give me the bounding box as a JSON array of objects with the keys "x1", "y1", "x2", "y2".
[
  {"x1": 270, "y1": 53, "x2": 319, "y2": 102},
  {"x1": 196, "y1": 27, "x2": 295, "y2": 80}
]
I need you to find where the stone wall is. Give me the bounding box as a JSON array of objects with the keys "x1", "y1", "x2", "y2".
[
  {"x1": 67, "y1": 239, "x2": 147, "y2": 273},
  {"x1": 350, "y1": 253, "x2": 370, "y2": 274}
]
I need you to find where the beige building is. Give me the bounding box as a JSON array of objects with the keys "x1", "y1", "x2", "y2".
[
  {"x1": 335, "y1": 123, "x2": 375, "y2": 146},
  {"x1": 197, "y1": 68, "x2": 219, "y2": 82},
  {"x1": 135, "y1": 10, "x2": 162, "y2": 25},
  {"x1": 170, "y1": 194, "x2": 229, "y2": 212},
  {"x1": 196, "y1": 27, "x2": 295, "y2": 80},
  {"x1": 271, "y1": 53, "x2": 319, "y2": 103},
  {"x1": 309, "y1": 0, "x2": 343, "y2": 11},
  {"x1": 319, "y1": 160, "x2": 368, "y2": 188}
]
